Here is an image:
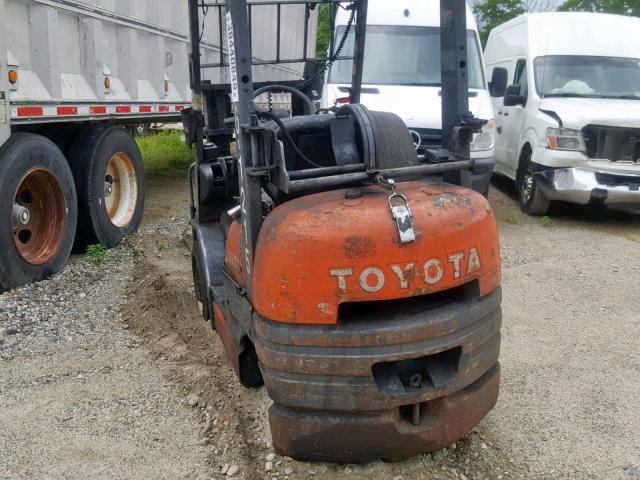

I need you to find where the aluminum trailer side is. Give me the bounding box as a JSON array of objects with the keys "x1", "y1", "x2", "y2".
[{"x1": 0, "y1": 0, "x2": 313, "y2": 291}]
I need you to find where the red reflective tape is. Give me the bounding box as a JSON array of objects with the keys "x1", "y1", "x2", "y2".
[
  {"x1": 17, "y1": 107, "x2": 43, "y2": 117},
  {"x1": 57, "y1": 106, "x2": 77, "y2": 116},
  {"x1": 90, "y1": 106, "x2": 107, "y2": 114},
  {"x1": 116, "y1": 106, "x2": 132, "y2": 113},
  {"x1": 175, "y1": 105, "x2": 184, "y2": 111},
  {"x1": 139, "y1": 105, "x2": 152, "y2": 113},
  {"x1": 158, "y1": 105, "x2": 169, "y2": 112}
]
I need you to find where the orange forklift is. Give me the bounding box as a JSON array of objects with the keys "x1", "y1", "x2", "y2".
[{"x1": 184, "y1": 0, "x2": 501, "y2": 462}]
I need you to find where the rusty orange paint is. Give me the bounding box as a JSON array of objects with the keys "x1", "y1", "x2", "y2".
[
  {"x1": 213, "y1": 304, "x2": 241, "y2": 375},
  {"x1": 225, "y1": 220, "x2": 247, "y2": 287},
  {"x1": 244, "y1": 181, "x2": 500, "y2": 325}
]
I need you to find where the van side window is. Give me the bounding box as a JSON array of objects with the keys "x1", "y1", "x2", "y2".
[{"x1": 513, "y1": 59, "x2": 528, "y2": 101}]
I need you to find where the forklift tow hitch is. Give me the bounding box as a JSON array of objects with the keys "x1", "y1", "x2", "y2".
[{"x1": 377, "y1": 175, "x2": 415, "y2": 244}]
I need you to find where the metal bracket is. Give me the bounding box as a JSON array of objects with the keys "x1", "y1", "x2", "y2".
[{"x1": 377, "y1": 175, "x2": 415, "y2": 244}]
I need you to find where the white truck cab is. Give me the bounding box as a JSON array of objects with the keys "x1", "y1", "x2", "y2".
[
  {"x1": 322, "y1": 0, "x2": 496, "y2": 195},
  {"x1": 485, "y1": 12, "x2": 640, "y2": 214}
]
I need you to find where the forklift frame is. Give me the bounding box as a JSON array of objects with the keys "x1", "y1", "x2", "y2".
[
  {"x1": 184, "y1": 0, "x2": 500, "y2": 463},
  {"x1": 186, "y1": 0, "x2": 481, "y2": 300}
]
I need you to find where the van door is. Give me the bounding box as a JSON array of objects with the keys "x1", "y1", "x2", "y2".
[{"x1": 500, "y1": 59, "x2": 528, "y2": 178}]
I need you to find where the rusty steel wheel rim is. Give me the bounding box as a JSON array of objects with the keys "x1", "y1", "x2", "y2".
[
  {"x1": 104, "y1": 152, "x2": 138, "y2": 228},
  {"x1": 12, "y1": 169, "x2": 66, "y2": 266}
]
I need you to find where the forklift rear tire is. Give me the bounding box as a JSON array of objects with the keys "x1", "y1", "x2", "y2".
[
  {"x1": 0, "y1": 134, "x2": 77, "y2": 292},
  {"x1": 518, "y1": 153, "x2": 551, "y2": 215},
  {"x1": 68, "y1": 125, "x2": 144, "y2": 250}
]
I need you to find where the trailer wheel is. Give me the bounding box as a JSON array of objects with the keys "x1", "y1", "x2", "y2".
[
  {"x1": 69, "y1": 125, "x2": 144, "y2": 249},
  {"x1": 0, "y1": 134, "x2": 77, "y2": 291}
]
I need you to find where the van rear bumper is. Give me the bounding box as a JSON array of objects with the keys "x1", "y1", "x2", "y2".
[
  {"x1": 252, "y1": 288, "x2": 502, "y2": 462},
  {"x1": 535, "y1": 167, "x2": 640, "y2": 205}
]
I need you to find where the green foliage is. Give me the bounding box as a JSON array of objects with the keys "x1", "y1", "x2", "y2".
[
  {"x1": 474, "y1": 0, "x2": 526, "y2": 46},
  {"x1": 540, "y1": 215, "x2": 553, "y2": 227},
  {"x1": 475, "y1": 0, "x2": 637, "y2": 46},
  {"x1": 158, "y1": 242, "x2": 168, "y2": 252},
  {"x1": 315, "y1": 4, "x2": 332, "y2": 59},
  {"x1": 557, "y1": 0, "x2": 639, "y2": 15},
  {"x1": 130, "y1": 241, "x2": 145, "y2": 258},
  {"x1": 86, "y1": 244, "x2": 109, "y2": 265},
  {"x1": 136, "y1": 131, "x2": 194, "y2": 175}
]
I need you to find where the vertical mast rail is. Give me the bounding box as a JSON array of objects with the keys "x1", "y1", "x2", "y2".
[
  {"x1": 302, "y1": 2, "x2": 309, "y2": 61},
  {"x1": 440, "y1": 0, "x2": 470, "y2": 157},
  {"x1": 226, "y1": 0, "x2": 262, "y2": 299},
  {"x1": 188, "y1": 0, "x2": 205, "y2": 176},
  {"x1": 350, "y1": 0, "x2": 368, "y2": 103},
  {"x1": 329, "y1": 2, "x2": 336, "y2": 59},
  {"x1": 276, "y1": 4, "x2": 282, "y2": 63},
  {"x1": 218, "y1": 7, "x2": 224, "y2": 67}
]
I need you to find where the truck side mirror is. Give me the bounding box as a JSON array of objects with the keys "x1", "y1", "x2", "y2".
[
  {"x1": 489, "y1": 67, "x2": 508, "y2": 98},
  {"x1": 503, "y1": 84, "x2": 525, "y2": 106}
]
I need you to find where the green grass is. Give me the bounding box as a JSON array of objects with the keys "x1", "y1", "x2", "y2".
[
  {"x1": 137, "y1": 131, "x2": 194, "y2": 174},
  {"x1": 86, "y1": 244, "x2": 109, "y2": 265},
  {"x1": 540, "y1": 215, "x2": 553, "y2": 227},
  {"x1": 130, "y1": 240, "x2": 145, "y2": 258}
]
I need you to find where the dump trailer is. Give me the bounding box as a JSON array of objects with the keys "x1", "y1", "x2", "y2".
[
  {"x1": 186, "y1": 0, "x2": 501, "y2": 462},
  {"x1": 0, "y1": 0, "x2": 310, "y2": 291}
]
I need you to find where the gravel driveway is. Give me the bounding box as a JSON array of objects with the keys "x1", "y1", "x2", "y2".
[
  {"x1": 1, "y1": 171, "x2": 639, "y2": 480},
  {"x1": 0, "y1": 233, "x2": 210, "y2": 478}
]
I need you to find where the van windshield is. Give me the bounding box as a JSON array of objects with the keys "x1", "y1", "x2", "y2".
[
  {"x1": 535, "y1": 56, "x2": 640, "y2": 100},
  {"x1": 328, "y1": 25, "x2": 485, "y2": 88}
]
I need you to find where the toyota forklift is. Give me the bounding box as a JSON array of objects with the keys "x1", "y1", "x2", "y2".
[{"x1": 184, "y1": 0, "x2": 501, "y2": 462}]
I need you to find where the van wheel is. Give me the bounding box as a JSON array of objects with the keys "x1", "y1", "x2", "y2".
[
  {"x1": 518, "y1": 154, "x2": 551, "y2": 215},
  {"x1": 0, "y1": 134, "x2": 77, "y2": 292},
  {"x1": 68, "y1": 125, "x2": 144, "y2": 249}
]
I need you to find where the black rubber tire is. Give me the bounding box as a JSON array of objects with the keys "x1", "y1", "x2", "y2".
[
  {"x1": 68, "y1": 125, "x2": 144, "y2": 250},
  {"x1": 369, "y1": 110, "x2": 418, "y2": 169},
  {"x1": 518, "y1": 152, "x2": 551, "y2": 215},
  {"x1": 0, "y1": 133, "x2": 77, "y2": 292}
]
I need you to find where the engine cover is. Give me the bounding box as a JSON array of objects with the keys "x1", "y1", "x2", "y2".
[{"x1": 251, "y1": 180, "x2": 501, "y2": 324}]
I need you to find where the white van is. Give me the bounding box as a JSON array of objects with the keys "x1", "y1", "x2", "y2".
[
  {"x1": 484, "y1": 12, "x2": 640, "y2": 214},
  {"x1": 321, "y1": 0, "x2": 496, "y2": 195}
]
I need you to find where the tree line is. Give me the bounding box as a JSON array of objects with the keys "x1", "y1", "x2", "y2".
[{"x1": 474, "y1": 0, "x2": 639, "y2": 45}]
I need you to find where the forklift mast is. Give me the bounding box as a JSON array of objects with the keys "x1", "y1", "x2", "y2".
[
  {"x1": 184, "y1": 0, "x2": 500, "y2": 463},
  {"x1": 186, "y1": 0, "x2": 482, "y2": 295}
]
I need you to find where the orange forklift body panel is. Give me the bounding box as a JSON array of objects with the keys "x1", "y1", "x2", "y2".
[{"x1": 250, "y1": 181, "x2": 500, "y2": 325}]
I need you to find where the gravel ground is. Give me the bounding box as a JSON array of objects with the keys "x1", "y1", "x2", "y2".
[
  {"x1": 0, "y1": 244, "x2": 210, "y2": 479},
  {"x1": 1, "y1": 171, "x2": 639, "y2": 480},
  {"x1": 489, "y1": 179, "x2": 640, "y2": 480}
]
